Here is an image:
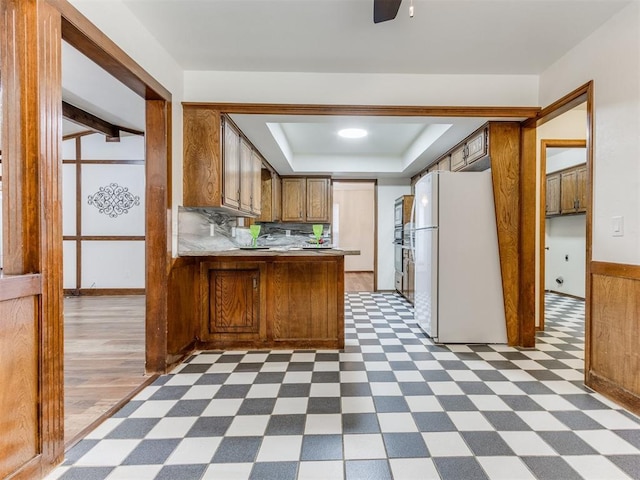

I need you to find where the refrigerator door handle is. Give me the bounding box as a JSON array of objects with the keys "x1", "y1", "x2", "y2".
[{"x1": 409, "y1": 197, "x2": 416, "y2": 257}]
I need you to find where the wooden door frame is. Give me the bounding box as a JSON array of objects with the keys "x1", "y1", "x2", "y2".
[
  {"x1": 48, "y1": 0, "x2": 173, "y2": 376},
  {"x1": 538, "y1": 138, "x2": 587, "y2": 330},
  {"x1": 522, "y1": 81, "x2": 593, "y2": 352},
  {"x1": 331, "y1": 179, "x2": 378, "y2": 292},
  {"x1": 1, "y1": 0, "x2": 171, "y2": 476}
]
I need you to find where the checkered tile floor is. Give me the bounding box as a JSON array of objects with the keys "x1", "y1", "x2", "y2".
[{"x1": 47, "y1": 292, "x2": 640, "y2": 480}]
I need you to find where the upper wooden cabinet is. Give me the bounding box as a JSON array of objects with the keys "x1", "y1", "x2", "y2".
[
  {"x1": 281, "y1": 177, "x2": 331, "y2": 223},
  {"x1": 546, "y1": 163, "x2": 587, "y2": 217},
  {"x1": 183, "y1": 107, "x2": 262, "y2": 216},
  {"x1": 412, "y1": 125, "x2": 490, "y2": 178},
  {"x1": 546, "y1": 173, "x2": 561, "y2": 216},
  {"x1": 281, "y1": 178, "x2": 306, "y2": 222},
  {"x1": 306, "y1": 177, "x2": 331, "y2": 222},
  {"x1": 259, "y1": 169, "x2": 281, "y2": 222}
]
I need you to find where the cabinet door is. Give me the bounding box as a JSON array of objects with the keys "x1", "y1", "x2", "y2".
[
  {"x1": 251, "y1": 151, "x2": 262, "y2": 216},
  {"x1": 576, "y1": 165, "x2": 587, "y2": 212},
  {"x1": 465, "y1": 129, "x2": 488, "y2": 164},
  {"x1": 281, "y1": 178, "x2": 306, "y2": 222},
  {"x1": 306, "y1": 177, "x2": 330, "y2": 223},
  {"x1": 259, "y1": 169, "x2": 273, "y2": 222},
  {"x1": 545, "y1": 173, "x2": 561, "y2": 216},
  {"x1": 450, "y1": 145, "x2": 466, "y2": 171},
  {"x1": 208, "y1": 269, "x2": 259, "y2": 334},
  {"x1": 438, "y1": 155, "x2": 451, "y2": 171},
  {"x1": 560, "y1": 169, "x2": 577, "y2": 214},
  {"x1": 406, "y1": 257, "x2": 415, "y2": 305},
  {"x1": 223, "y1": 121, "x2": 240, "y2": 208},
  {"x1": 272, "y1": 172, "x2": 282, "y2": 222},
  {"x1": 239, "y1": 137, "x2": 253, "y2": 212}
]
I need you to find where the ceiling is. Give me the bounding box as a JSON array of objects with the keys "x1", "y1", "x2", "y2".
[{"x1": 64, "y1": 0, "x2": 629, "y2": 178}]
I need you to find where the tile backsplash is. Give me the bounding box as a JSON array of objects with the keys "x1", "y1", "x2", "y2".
[{"x1": 178, "y1": 207, "x2": 331, "y2": 253}]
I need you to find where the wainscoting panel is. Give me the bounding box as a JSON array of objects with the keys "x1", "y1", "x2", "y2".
[
  {"x1": 0, "y1": 296, "x2": 38, "y2": 478},
  {"x1": 588, "y1": 261, "x2": 640, "y2": 415}
]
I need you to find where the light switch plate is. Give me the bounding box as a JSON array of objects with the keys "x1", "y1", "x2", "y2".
[{"x1": 612, "y1": 216, "x2": 624, "y2": 237}]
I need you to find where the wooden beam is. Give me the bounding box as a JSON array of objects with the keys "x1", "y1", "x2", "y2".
[
  {"x1": 62, "y1": 101, "x2": 119, "y2": 139},
  {"x1": 183, "y1": 102, "x2": 541, "y2": 119},
  {"x1": 47, "y1": 0, "x2": 171, "y2": 101}
]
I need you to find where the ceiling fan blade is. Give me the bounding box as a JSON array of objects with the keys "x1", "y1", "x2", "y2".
[{"x1": 373, "y1": 0, "x2": 402, "y2": 23}]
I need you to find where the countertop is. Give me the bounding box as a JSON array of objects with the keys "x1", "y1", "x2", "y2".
[{"x1": 179, "y1": 247, "x2": 360, "y2": 257}]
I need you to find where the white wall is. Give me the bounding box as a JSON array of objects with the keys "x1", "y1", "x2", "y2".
[
  {"x1": 62, "y1": 134, "x2": 146, "y2": 290},
  {"x1": 545, "y1": 215, "x2": 586, "y2": 298},
  {"x1": 70, "y1": 0, "x2": 185, "y2": 254},
  {"x1": 185, "y1": 71, "x2": 538, "y2": 106},
  {"x1": 377, "y1": 183, "x2": 411, "y2": 290},
  {"x1": 539, "y1": 2, "x2": 640, "y2": 265}
]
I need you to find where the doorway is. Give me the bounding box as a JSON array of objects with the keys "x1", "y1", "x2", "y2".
[
  {"x1": 333, "y1": 180, "x2": 377, "y2": 292},
  {"x1": 535, "y1": 100, "x2": 589, "y2": 331}
]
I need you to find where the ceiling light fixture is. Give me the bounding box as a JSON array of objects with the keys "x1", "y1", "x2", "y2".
[{"x1": 338, "y1": 128, "x2": 368, "y2": 139}]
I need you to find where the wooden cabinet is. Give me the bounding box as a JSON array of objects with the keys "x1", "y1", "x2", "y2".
[
  {"x1": 465, "y1": 129, "x2": 488, "y2": 165},
  {"x1": 197, "y1": 256, "x2": 344, "y2": 350},
  {"x1": 239, "y1": 137, "x2": 253, "y2": 212},
  {"x1": 183, "y1": 107, "x2": 263, "y2": 216},
  {"x1": 450, "y1": 144, "x2": 466, "y2": 171},
  {"x1": 438, "y1": 155, "x2": 451, "y2": 171},
  {"x1": 259, "y1": 169, "x2": 281, "y2": 222},
  {"x1": 251, "y1": 150, "x2": 263, "y2": 216},
  {"x1": 208, "y1": 268, "x2": 260, "y2": 335},
  {"x1": 306, "y1": 177, "x2": 331, "y2": 222},
  {"x1": 281, "y1": 177, "x2": 306, "y2": 222},
  {"x1": 546, "y1": 173, "x2": 561, "y2": 216},
  {"x1": 281, "y1": 176, "x2": 331, "y2": 223},
  {"x1": 545, "y1": 163, "x2": 587, "y2": 217},
  {"x1": 401, "y1": 249, "x2": 415, "y2": 306}
]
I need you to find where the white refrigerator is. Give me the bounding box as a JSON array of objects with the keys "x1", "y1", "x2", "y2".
[{"x1": 410, "y1": 171, "x2": 507, "y2": 343}]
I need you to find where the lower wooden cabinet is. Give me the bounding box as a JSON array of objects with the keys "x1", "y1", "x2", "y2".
[
  {"x1": 198, "y1": 256, "x2": 344, "y2": 349},
  {"x1": 208, "y1": 268, "x2": 260, "y2": 334}
]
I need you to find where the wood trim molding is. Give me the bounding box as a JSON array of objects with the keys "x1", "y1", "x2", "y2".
[
  {"x1": 0, "y1": 275, "x2": 42, "y2": 302},
  {"x1": 183, "y1": 102, "x2": 541, "y2": 119},
  {"x1": 63, "y1": 288, "x2": 145, "y2": 296},
  {"x1": 145, "y1": 99, "x2": 170, "y2": 374},
  {"x1": 47, "y1": 0, "x2": 171, "y2": 101},
  {"x1": 538, "y1": 139, "x2": 587, "y2": 330},
  {"x1": 591, "y1": 261, "x2": 640, "y2": 280},
  {"x1": 587, "y1": 371, "x2": 640, "y2": 417}
]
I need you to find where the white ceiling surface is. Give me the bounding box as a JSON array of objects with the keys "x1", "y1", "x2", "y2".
[{"x1": 63, "y1": 0, "x2": 629, "y2": 177}]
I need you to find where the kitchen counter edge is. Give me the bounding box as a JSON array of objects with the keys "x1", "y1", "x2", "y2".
[{"x1": 178, "y1": 248, "x2": 360, "y2": 257}]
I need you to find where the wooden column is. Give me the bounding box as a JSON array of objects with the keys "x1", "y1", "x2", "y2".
[
  {"x1": 145, "y1": 99, "x2": 171, "y2": 373},
  {"x1": 0, "y1": 0, "x2": 64, "y2": 478}
]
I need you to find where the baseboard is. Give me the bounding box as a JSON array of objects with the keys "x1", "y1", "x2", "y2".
[
  {"x1": 166, "y1": 340, "x2": 198, "y2": 373},
  {"x1": 545, "y1": 290, "x2": 585, "y2": 301},
  {"x1": 64, "y1": 288, "x2": 145, "y2": 296},
  {"x1": 586, "y1": 370, "x2": 640, "y2": 417}
]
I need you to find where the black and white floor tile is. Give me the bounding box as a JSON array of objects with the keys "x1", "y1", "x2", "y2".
[{"x1": 47, "y1": 292, "x2": 640, "y2": 480}]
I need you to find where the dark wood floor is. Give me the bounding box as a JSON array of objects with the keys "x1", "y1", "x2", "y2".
[
  {"x1": 345, "y1": 272, "x2": 374, "y2": 292},
  {"x1": 64, "y1": 295, "x2": 147, "y2": 444}
]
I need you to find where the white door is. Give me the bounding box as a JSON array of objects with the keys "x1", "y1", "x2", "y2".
[{"x1": 414, "y1": 227, "x2": 438, "y2": 337}]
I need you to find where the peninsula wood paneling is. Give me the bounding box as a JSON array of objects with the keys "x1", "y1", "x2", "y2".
[
  {"x1": 0, "y1": 297, "x2": 38, "y2": 479},
  {"x1": 270, "y1": 258, "x2": 341, "y2": 345},
  {"x1": 167, "y1": 258, "x2": 198, "y2": 368},
  {"x1": 587, "y1": 262, "x2": 640, "y2": 415}
]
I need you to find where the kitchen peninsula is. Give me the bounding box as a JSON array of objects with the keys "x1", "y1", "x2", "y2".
[{"x1": 173, "y1": 209, "x2": 358, "y2": 352}]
